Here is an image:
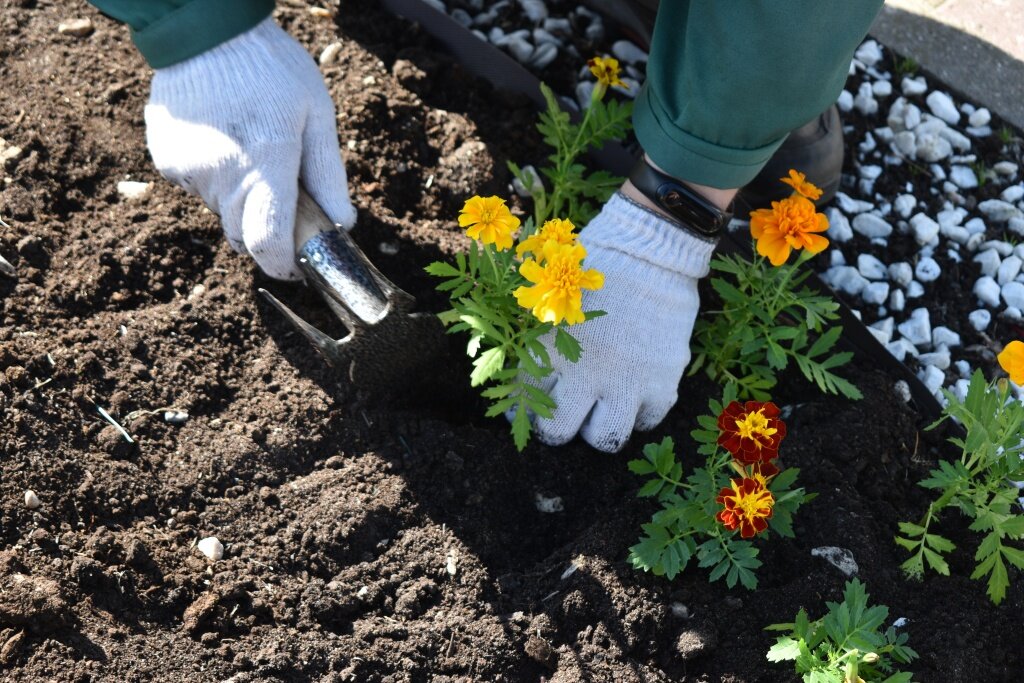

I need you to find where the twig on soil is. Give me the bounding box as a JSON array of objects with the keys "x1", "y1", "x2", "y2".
[{"x1": 94, "y1": 403, "x2": 134, "y2": 443}]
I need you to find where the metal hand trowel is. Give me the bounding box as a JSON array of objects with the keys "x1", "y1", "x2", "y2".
[{"x1": 259, "y1": 188, "x2": 442, "y2": 389}]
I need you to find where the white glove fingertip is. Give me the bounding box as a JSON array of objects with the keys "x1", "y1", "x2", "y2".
[
  {"x1": 302, "y1": 121, "x2": 357, "y2": 230},
  {"x1": 634, "y1": 398, "x2": 676, "y2": 432},
  {"x1": 534, "y1": 385, "x2": 596, "y2": 447},
  {"x1": 242, "y1": 180, "x2": 302, "y2": 281},
  {"x1": 580, "y1": 400, "x2": 639, "y2": 453}
]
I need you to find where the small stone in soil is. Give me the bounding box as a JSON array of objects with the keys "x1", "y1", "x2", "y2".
[
  {"x1": 914, "y1": 257, "x2": 941, "y2": 283},
  {"x1": 319, "y1": 42, "x2": 343, "y2": 66},
  {"x1": 888, "y1": 262, "x2": 913, "y2": 286},
  {"x1": 893, "y1": 380, "x2": 912, "y2": 403},
  {"x1": 1001, "y1": 281, "x2": 1024, "y2": 310},
  {"x1": 534, "y1": 492, "x2": 564, "y2": 513},
  {"x1": 974, "y1": 276, "x2": 1001, "y2": 307},
  {"x1": 997, "y1": 255, "x2": 1023, "y2": 285},
  {"x1": 889, "y1": 288, "x2": 905, "y2": 312},
  {"x1": 967, "y1": 309, "x2": 991, "y2": 333},
  {"x1": 862, "y1": 282, "x2": 890, "y2": 305},
  {"x1": 974, "y1": 249, "x2": 1001, "y2": 277},
  {"x1": 979, "y1": 199, "x2": 1022, "y2": 222},
  {"x1": 197, "y1": 536, "x2": 224, "y2": 562},
  {"x1": 164, "y1": 410, "x2": 189, "y2": 425},
  {"x1": 948, "y1": 165, "x2": 978, "y2": 190},
  {"x1": 824, "y1": 208, "x2": 853, "y2": 242},
  {"x1": 58, "y1": 18, "x2": 94, "y2": 37},
  {"x1": 926, "y1": 91, "x2": 960, "y2": 125},
  {"x1": 24, "y1": 490, "x2": 41, "y2": 509},
  {"x1": 811, "y1": 546, "x2": 858, "y2": 577},
  {"x1": 901, "y1": 75, "x2": 928, "y2": 96},
  {"x1": 955, "y1": 359, "x2": 972, "y2": 378},
  {"x1": 898, "y1": 307, "x2": 931, "y2": 348},
  {"x1": 852, "y1": 213, "x2": 891, "y2": 239},
  {"x1": 920, "y1": 365, "x2": 945, "y2": 395},
  {"x1": 919, "y1": 348, "x2": 951, "y2": 371}
]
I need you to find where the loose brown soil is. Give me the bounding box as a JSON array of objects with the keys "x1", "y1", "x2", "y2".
[{"x1": 1, "y1": 1, "x2": 1022, "y2": 682}]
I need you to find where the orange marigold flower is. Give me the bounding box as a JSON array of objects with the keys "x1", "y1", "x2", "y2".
[
  {"x1": 514, "y1": 241, "x2": 604, "y2": 325},
  {"x1": 587, "y1": 56, "x2": 627, "y2": 89},
  {"x1": 458, "y1": 195, "x2": 520, "y2": 251},
  {"x1": 749, "y1": 194, "x2": 830, "y2": 266},
  {"x1": 780, "y1": 169, "x2": 823, "y2": 201},
  {"x1": 717, "y1": 400, "x2": 786, "y2": 465},
  {"x1": 716, "y1": 477, "x2": 775, "y2": 538},
  {"x1": 997, "y1": 340, "x2": 1024, "y2": 385},
  {"x1": 516, "y1": 217, "x2": 577, "y2": 260}
]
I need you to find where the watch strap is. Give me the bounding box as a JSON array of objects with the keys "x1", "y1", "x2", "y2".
[{"x1": 628, "y1": 158, "x2": 732, "y2": 239}]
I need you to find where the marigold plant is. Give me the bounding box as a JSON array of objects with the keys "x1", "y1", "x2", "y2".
[
  {"x1": 896, "y1": 343, "x2": 1024, "y2": 604},
  {"x1": 766, "y1": 578, "x2": 918, "y2": 682},
  {"x1": 426, "y1": 200, "x2": 605, "y2": 451},
  {"x1": 508, "y1": 56, "x2": 631, "y2": 232},
  {"x1": 628, "y1": 385, "x2": 813, "y2": 589},
  {"x1": 690, "y1": 170, "x2": 860, "y2": 401}
]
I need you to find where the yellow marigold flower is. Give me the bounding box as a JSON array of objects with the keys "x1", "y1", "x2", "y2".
[
  {"x1": 997, "y1": 340, "x2": 1024, "y2": 384},
  {"x1": 750, "y1": 194, "x2": 830, "y2": 266},
  {"x1": 780, "y1": 169, "x2": 823, "y2": 201},
  {"x1": 514, "y1": 241, "x2": 604, "y2": 325},
  {"x1": 458, "y1": 195, "x2": 520, "y2": 251},
  {"x1": 516, "y1": 218, "x2": 577, "y2": 260},
  {"x1": 587, "y1": 56, "x2": 626, "y2": 89}
]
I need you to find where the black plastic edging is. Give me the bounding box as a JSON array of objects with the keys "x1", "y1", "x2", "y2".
[{"x1": 380, "y1": 0, "x2": 947, "y2": 422}]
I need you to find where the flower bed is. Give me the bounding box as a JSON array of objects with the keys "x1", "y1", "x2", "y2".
[{"x1": 0, "y1": 1, "x2": 1022, "y2": 681}]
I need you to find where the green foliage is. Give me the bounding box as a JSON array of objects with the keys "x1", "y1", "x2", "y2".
[
  {"x1": 426, "y1": 239, "x2": 594, "y2": 451},
  {"x1": 690, "y1": 251, "x2": 860, "y2": 401},
  {"x1": 892, "y1": 56, "x2": 919, "y2": 81},
  {"x1": 509, "y1": 81, "x2": 632, "y2": 228},
  {"x1": 627, "y1": 386, "x2": 812, "y2": 588},
  {"x1": 896, "y1": 371, "x2": 1024, "y2": 604},
  {"x1": 766, "y1": 578, "x2": 919, "y2": 682}
]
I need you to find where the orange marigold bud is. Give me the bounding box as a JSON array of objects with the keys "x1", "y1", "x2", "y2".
[
  {"x1": 717, "y1": 400, "x2": 786, "y2": 465},
  {"x1": 716, "y1": 477, "x2": 775, "y2": 538},
  {"x1": 780, "y1": 169, "x2": 823, "y2": 201}
]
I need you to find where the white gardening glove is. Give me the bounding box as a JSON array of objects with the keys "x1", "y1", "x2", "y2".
[
  {"x1": 144, "y1": 17, "x2": 356, "y2": 281},
  {"x1": 530, "y1": 193, "x2": 716, "y2": 452}
]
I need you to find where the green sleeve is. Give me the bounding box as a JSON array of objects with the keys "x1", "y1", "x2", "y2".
[
  {"x1": 634, "y1": 0, "x2": 884, "y2": 188},
  {"x1": 87, "y1": 0, "x2": 275, "y2": 69}
]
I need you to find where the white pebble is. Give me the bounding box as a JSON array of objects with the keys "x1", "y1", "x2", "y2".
[
  {"x1": 919, "y1": 348, "x2": 951, "y2": 370},
  {"x1": 857, "y1": 254, "x2": 888, "y2": 280},
  {"x1": 907, "y1": 280, "x2": 925, "y2": 298},
  {"x1": 24, "y1": 490, "x2": 41, "y2": 509},
  {"x1": 830, "y1": 250, "x2": 846, "y2": 267},
  {"x1": 854, "y1": 40, "x2": 883, "y2": 67},
  {"x1": 825, "y1": 208, "x2": 853, "y2": 242},
  {"x1": 910, "y1": 213, "x2": 940, "y2": 245},
  {"x1": 998, "y1": 255, "x2": 1023, "y2": 285},
  {"x1": 611, "y1": 40, "x2": 647, "y2": 64},
  {"x1": 968, "y1": 108, "x2": 991, "y2": 127},
  {"x1": 939, "y1": 127, "x2": 971, "y2": 152},
  {"x1": 994, "y1": 161, "x2": 1019, "y2": 177},
  {"x1": 825, "y1": 266, "x2": 869, "y2": 295},
  {"x1": 198, "y1": 536, "x2": 224, "y2": 562},
  {"x1": 898, "y1": 307, "x2": 932, "y2": 347},
  {"x1": 888, "y1": 262, "x2": 913, "y2": 286},
  {"x1": 58, "y1": 18, "x2": 94, "y2": 37},
  {"x1": 517, "y1": 0, "x2": 548, "y2": 22},
  {"x1": 863, "y1": 282, "x2": 890, "y2": 305},
  {"x1": 947, "y1": 165, "x2": 978, "y2": 190},
  {"x1": 854, "y1": 83, "x2": 878, "y2": 116},
  {"x1": 926, "y1": 91, "x2": 960, "y2": 125},
  {"x1": 893, "y1": 194, "x2": 916, "y2": 218},
  {"x1": 1009, "y1": 217, "x2": 1024, "y2": 237},
  {"x1": 859, "y1": 164, "x2": 883, "y2": 181},
  {"x1": 979, "y1": 200, "x2": 1022, "y2": 223},
  {"x1": 870, "y1": 317, "x2": 895, "y2": 345},
  {"x1": 901, "y1": 76, "x2": 928, "y2": 96},
  {"x1": 915, "y1": 257, "x2": 941, "y2": 282},
  {"x1": 893, "y1": 380, "x2": 912, "y2": 403},
  {"x1": 980, "y1": 240, "x2": 1014, "y2": 256},
  {"x1": 852, "y1": 213, "x2": 892, "y2": 238},
  {"x1": 872, "y1": 80, "x2": 893, "y2": 98},
  {"x1": 319, "y1": 41, "x2": 343, "y2": 65},
  {"x1": 1002, "y1": 281, "x2": 1024, "y2": 309},
  {"x1": 889, "y1": 288, "x2": 906, "y2": 312},
  {"x1": 953, "y1": 379, "x2": 970, "y2": 402},
  {"x1": 835, "y1": 192, "x2": 874, "y2": 214},
  {"x1": 535, "y1": 492, "x2": 564, "y2": 513},
  {"x1": 933, "y1": 326, "x2": 961, "y2": 348},
  {"x1": 916, "y1": 133, "x2": 952, "y2": 162},
  {"x1": 954, "y1": 360, "x2": 972, "y2": 378},
  {"x1": 117, "y1": 181, "x2": 151, "y2": 200},
  {"x1": 1004, "y1": 306, "x2": 1024, "y2": 321},
  {"x1": 811, "y1": 546, "x2": 859, "y2": 577},
  {"x1": 974, "y1": 276, "x2": 1002, "y2": 307},
  {"x1": 974, "y1": 249, "x2": 1002, "y2": 277},
  {"x1": 164, "y1": 410, "x2": 189, "y2": 425},
  {"x1": 968, "y1": 309, "x2": 992, "y2": 331},
  {"x1": 920, "y1": 365, "x2": 945, "y2": 395},
  {"x1": 837, "y1": 90, "x2": 854, "y2": 113},
  {"x1": 1002, "y1": 185, "x2": 1024, "y2": 203}
]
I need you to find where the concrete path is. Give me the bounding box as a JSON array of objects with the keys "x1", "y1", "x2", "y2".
[{"x1": 871, "y1": 0, "x2": 1024, "y2": 130}]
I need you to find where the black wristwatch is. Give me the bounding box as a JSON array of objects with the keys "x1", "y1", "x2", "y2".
[{"x1": 628, "y1": 158, "x2": 732, "y2": 239}]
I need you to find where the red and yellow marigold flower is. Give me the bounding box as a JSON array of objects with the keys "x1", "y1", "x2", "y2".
[
  {"x1": 718, "y1": 400, "x2": 786, "y2": 465},
  {"x1": 459, "y1": 195, "x2": 520, "y2": 251},
  {"x1": 514, "y1": 241, "x2": 604, "y2": 325},
  {"x1": 997, "y1": 340, "x2": 1024, "y2": 385},
  {"x1": 780, "y1": 169, "x2": 823, "y2": 201},
  {"x1": 716, "y1": 477, "x2": 775, "y2": 538},
  {"x1": 516, "y1": 217, "x2": 577, "y2": 260},
  {"x1": 750, "y1": 194, "x2": 829, "y2": 266},
  {"x1": 587, "y1": 56, "x2": 627, "y2": 89}
]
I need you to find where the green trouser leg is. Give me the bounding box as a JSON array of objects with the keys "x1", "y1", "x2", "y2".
[{"x1": 634, "y1": 0, "x2": 885, "y2": 189}]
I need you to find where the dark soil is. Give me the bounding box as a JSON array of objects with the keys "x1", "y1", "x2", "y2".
[{"x1": 1, "y1": 1, "x2": 1022, "y2": 682}]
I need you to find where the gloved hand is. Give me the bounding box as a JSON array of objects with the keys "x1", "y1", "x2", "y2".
[
  {"x1": 144, "y1": 18, "x2": 356, "y2": 281},
  {"x1": 528, "y1": 193, "x2": 716, "y2": 452}
]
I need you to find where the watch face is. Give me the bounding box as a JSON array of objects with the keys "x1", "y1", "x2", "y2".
[{"x1": 655, "y1": 182, "x2": 722, "y2": 236}]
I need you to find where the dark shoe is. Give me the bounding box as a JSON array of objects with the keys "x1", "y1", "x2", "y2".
[{"x1": 733, "y1": 104, "x2": 844, "y2": 216}]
